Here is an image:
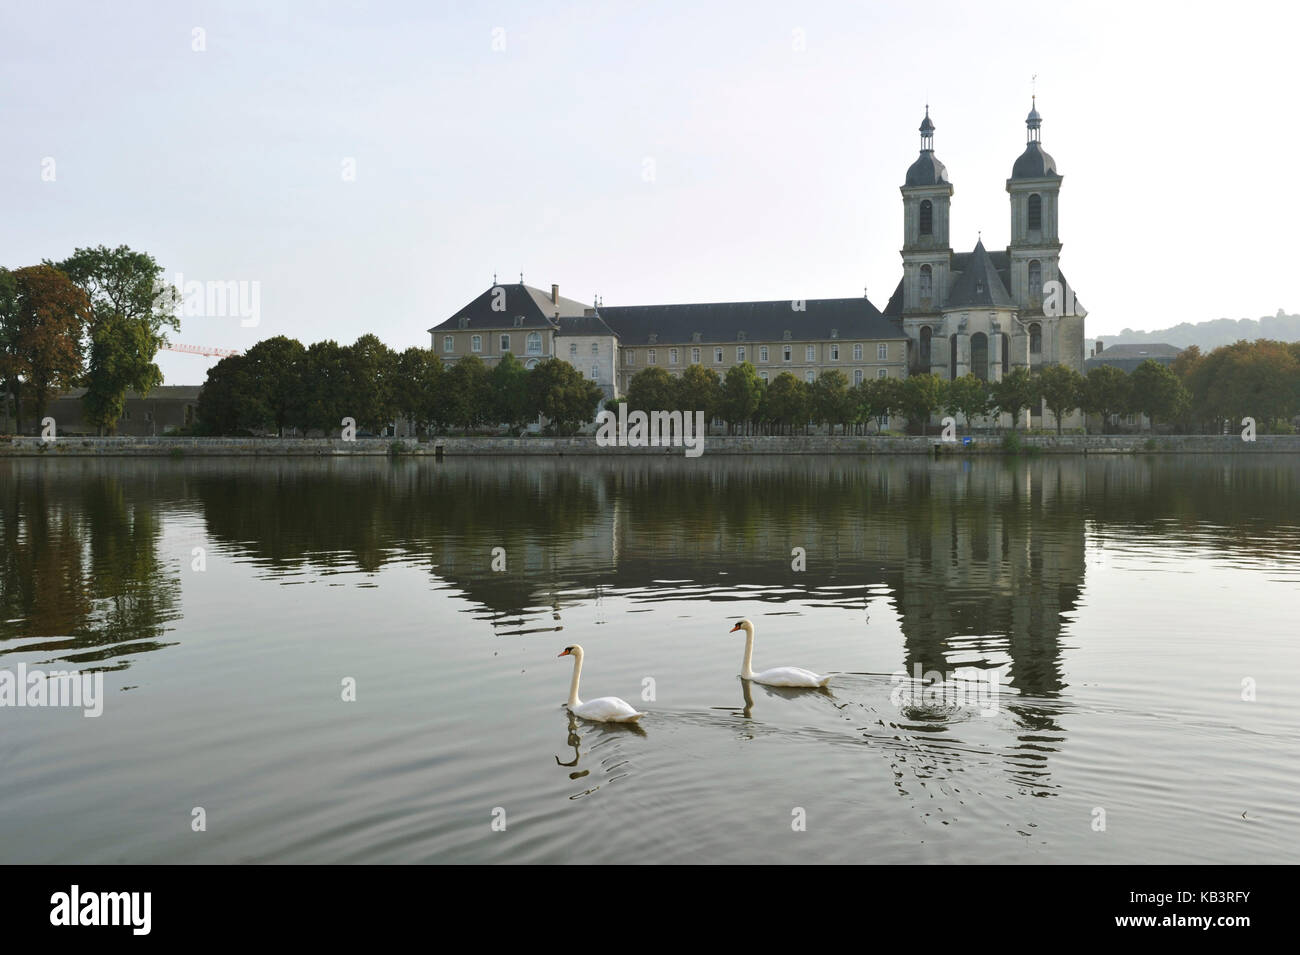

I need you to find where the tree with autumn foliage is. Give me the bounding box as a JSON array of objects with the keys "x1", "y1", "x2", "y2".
[{"x1": 0, "y1": 266, "x2": 91, "y2": 433}]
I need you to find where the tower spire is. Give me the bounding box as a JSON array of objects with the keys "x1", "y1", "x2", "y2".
[
  {"x1": 919, "y1": 104, "x2": 935, "y2": 152},
  {"x1": 1026, "y1": 95, "x2": 1042, "y2": 144}
]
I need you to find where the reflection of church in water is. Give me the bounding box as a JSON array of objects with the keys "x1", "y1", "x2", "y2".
[{"x1": 434, "y1": 457, "x2": 1085, "y2": 702}]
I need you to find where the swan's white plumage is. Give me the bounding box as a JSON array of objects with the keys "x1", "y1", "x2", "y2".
[
  {"x1": 731, "y1": 619, "x2": 833, "y2": 688},
  {"x1": 572, "y1": 696, "x2": 644, "y2": 722},
  {"x1": 559, "y1": 645, "x2": 645, "y2": 723},
  {"x1": 751, "y1": 665, "x2": 832, "y2": 688}
]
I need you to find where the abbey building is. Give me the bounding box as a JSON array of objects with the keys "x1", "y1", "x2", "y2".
[{"x1": 428, "y1": 99, "x2": 1086, "y2": 428}]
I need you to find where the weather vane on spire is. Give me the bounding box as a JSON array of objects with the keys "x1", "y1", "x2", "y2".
[{"x1": 1032, "y1": 73, "x2": 1038, "y2": 105}]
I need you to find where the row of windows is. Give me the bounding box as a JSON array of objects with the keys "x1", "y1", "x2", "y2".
[
  {"x1": 621, "y1": 368, "x2": 892, "y2": 384},
  {"x1": 445, "y1": 332, "x2": 545, "y2": 355},
  {"x1": 624, "y1": 343, "x2": 891, "y2": 366},
  {"x1": 916, "y1": 323, "x2": 1042, "y2": 365}
]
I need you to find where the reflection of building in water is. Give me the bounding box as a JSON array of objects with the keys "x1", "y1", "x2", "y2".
[{"x1": 427, "y1": 458, "x2": 1086, "y2": 705}]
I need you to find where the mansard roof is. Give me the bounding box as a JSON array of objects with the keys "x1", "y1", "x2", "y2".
[
  {"x1": 597, "y1": 297, "x2": 905, "y2": 346},
  {"x1": 427, "y1": 284, "x2": 588, "y2": 333}
]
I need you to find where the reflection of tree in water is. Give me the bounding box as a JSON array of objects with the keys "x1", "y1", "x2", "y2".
[
  {"x1": 191, "y1": 459, "x2": 603, "y2": 615},
  {"x1": 0, "y1": 466, "x2": 180, "y2": 669}
]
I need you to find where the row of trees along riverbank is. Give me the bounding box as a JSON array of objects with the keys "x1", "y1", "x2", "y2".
[
  {"x1": 197, "y1": 337, "x2": 1300, "y2": 437},
  {"x1": 196, "y1": 337, "x2": 604, "y2": 436}
]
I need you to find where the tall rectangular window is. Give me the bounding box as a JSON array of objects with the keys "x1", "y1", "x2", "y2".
[
  {"x1": 877, "y1": 343, "x2": 888, "y2": 360},
  {"x1": 471, "y1": 335, "x2": 482, "y2": 352},
  {"x1": 877, "y1": 368, "x2": 888, "y2": 379},
  {"x1": 759, "y1": 346, "x2": 768, "y2": 362},
  {"x1": 625, "y1": 350, "x2": 634, "y2": 366},
  {"x1": 500, "y1": 334, "x2": 510, "y2": 352},
  {"x1": 783, "y1": 345, "x2": 792, "y2": 362},
  {"x1": 648, "y1": 349, "x2": 656, "y2": 364},
  {"x1": 853, "y1": 344, "x2": 862, "y2": 360},
  {"x1": 737, "y1": 346, "x2": 745, "y2": 362},
  {"x1": 854, "y1": 369, "x2": 863, "y2": 385},
  {"x1": 570, "y1": 343, "x2": 578, "y2": 357},
  {"x1": 805, "y1": 370, "x2": 815, "y2": 383},
  {"x1": 691, "y1": 347, "x2": 700, "y2": 363},
  {"x1": 805, "y1": 345, "x2": 816, "y2": 361},
  {"x1": 714, "y1": 347, "x2": 723, "y2": 363},
  {"x1": 443, "y1": 336, "x2": 454, "y2": 353},
  {"x1": 830, "y1": 344, "x2": 839, "y2": 360},
  {"x1": 670, "y1": 348, "x2": 679, "y2": 365}
]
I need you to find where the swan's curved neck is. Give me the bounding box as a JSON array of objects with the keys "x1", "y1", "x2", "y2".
[
  {"x1": 567, "y1": 651, "x2": 584, "y2": 707},
  {"x1": 740, "y1": 626, "x2": 756, "y2": 680}
]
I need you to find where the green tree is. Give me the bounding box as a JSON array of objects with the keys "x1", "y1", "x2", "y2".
[
  {"x1": 196, "y1": 353, "x2": 266, "y2": 434},
  {"x1": 720, "y1": 362, "x2": 762, "y2": 434},
  {"x1": 811, "y1": 369, "x2": 854, "y2": 432},
  {"x1": 944, "y1": 374, "x2": 992, "y2": 428},
  {"x1": 51, "y1": 245, "x2": 179, "y2": 434},
  {"x1": 0, "y1": 265, "x2": 90, "y2": 434},
  {"x1": 990, "y1": 367, "x2": 1036, "y2": 430},
  {"x1": 344, "y1": 333, "x2": 398, "y2": 433},
  {"x1": 489, "y1": 352, "x2": 533, "y2": 432},
  {"x1": 677, "y1": 364, "x2": 722, "y2": 429},
  {"x1": 1036, "y1": 364, "x2": 1083, "y2": 434},
  {"x1": 1129, "y1": 359, "x2": 1190, "y2": 432},
  {"x1": 527, "y1": 358, "x2": 602, "y2": 435},
  {"x1": 394, "y1": 346, "x2": 445, "y2": 436},
  {"x1": 626, "y1": 366, "x2": 678, "y2": 413},
  {"x1": 900, "y1": 373, "x2": 946, "y2": 434},
  {"x1": 243, "y1": 336, "x2": 306, "y2": 436},
  {"x1": 1079, "y1": 365, "x2": 1132, "y2": 434},
  {"x1": 766, "y1": 372, "x2": 809, "y2": 434},
  {"x1": 299, "y1": 340, "x2": 349, "y2": 435},
  {"x1": 446, "y1": 353, "x2": 491, "y2": 433}
]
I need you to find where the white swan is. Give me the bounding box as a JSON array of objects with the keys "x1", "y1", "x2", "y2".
[
  {"x1": 558, "y1": 645, "x2": 645, "y2": 723},
  {"x1": 730, "y1": 619, "x2": 832, "y2": 688}
]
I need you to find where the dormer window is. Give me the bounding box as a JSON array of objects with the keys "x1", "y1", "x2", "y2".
[
  {"x1": 648, "y1": 332, "x2": 658, "y2": 344},
  {"x1": 513, "y1": 315, "x2": 524, "y2": 327},
  {"x1": 737, "y1": 331, "x2": 747, "y2": 342},
  {"x1": 783, "y1": 330, "x2": 792, "y2": 341},
  {"x1": 830, "y1": 328, "x2": 838, "y2": 339},
  {"x1": 458, "y1": 317, "x2": 469, "y2": 329},
  {"x1": 692, "y1": 331, "x2": 702, "y2": 343}
]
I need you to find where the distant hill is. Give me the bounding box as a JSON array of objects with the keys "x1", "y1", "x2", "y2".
[{"x1": 1089, "y1": 310, "x2": 1300, "y2": 353}]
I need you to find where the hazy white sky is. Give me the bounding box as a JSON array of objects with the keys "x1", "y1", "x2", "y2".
[{"x1": 4, "y1": 0, "x2": 1296, "y2": 384}]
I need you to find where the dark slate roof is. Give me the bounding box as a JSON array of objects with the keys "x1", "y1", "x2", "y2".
[
  {"x1": 1011, "y1": 141, "x2": 1058, "y2": 179},
  {"x1": 559, "y1": 311, "x2": 618, "y2": 338},
  {"x1": 52, "y1": 385, "x2": 203, "y2": 400},
  {"x1": 882, "y1": 247, "x2": 1080, "y2": 319},
  {"x1": 905, "y1": 151, "x2": 949, "y2": 187},
  {"x1": 943, "y1": 240, "x2": 1016, "y2": 309},
  {"x1": 427, "y1": 284, "x2": 589, "y2": 333},
  {"x1": 597, "y1": 297, "x2": 905, "y2": 345}
]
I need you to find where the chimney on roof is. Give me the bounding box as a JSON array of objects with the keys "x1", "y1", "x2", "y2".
[
  {"x1": 551, "y1": 284, "x2": 559, "y2": 306},
  {"x1": 1096, "y1": 340, "x2": 1103, "y2": 355}
]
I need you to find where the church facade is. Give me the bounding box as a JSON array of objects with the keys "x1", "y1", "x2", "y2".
[
  {"x1": 881, "y1": 99, "x2": 1086, "y2": 426},
  {"x1": 428, "y1": 99, "x2": 1086, "y2": 429}
]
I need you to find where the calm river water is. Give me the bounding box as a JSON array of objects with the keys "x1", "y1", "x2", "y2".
[{"x1": 1, "y1": 454, "x2": 1298, "y2": 863}]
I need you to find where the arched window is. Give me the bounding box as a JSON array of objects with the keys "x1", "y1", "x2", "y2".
[
  {"x1": 1028, "y1": 322, "x2": 1042, "y2": 357},
  {"x1": 971, "y1": 332, "x2": 988, "y2": 382},
  {"x1": 919, "y1": 265, "x2": 933, "y2": 301},
  {"x1": 919, "y1": 326, "x2": 932, "y2": 366},
  {"x1": 920, "y1": 200, "x2": 933, "y2": 236},
  {"x1": 526, "y1": 332, "x2": 542, "y2": 355},
  {"x1": 1028, "y1": 259, "x2": 1042, "y2": 304},
  {"x1": 1028, "y1": 194, "x2": 1042, "y2": 232}
]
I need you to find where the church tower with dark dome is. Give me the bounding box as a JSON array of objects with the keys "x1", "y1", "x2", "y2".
[{"x1": 899, "y1": 107, "x2": 956, "y2": 373}]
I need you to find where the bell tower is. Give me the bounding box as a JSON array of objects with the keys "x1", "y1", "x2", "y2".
[{"x1": 900, "y1": 107, "x2": 954, "y2": 374}]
